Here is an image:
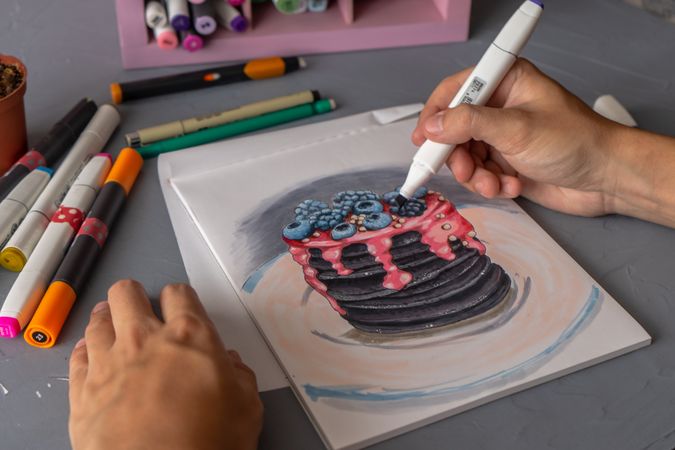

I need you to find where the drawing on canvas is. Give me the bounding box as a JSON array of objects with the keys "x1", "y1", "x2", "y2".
[
  {"x1": 238, "y1": 168, "x2": 601, "y2": 405},
  {"x1": 280, "y1": 185, "x2": 512, "y2": 334},
  {"x1": 164, "y1": 111, "x2": 649, "y2": 448}
]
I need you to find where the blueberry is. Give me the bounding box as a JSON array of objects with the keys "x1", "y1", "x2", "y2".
[
  {"x1": 383, "y1": 191, "x2": 399, "y2": 203},
  {"x1": 396, "y1": 198, "x2": 426, "y2": 217},
  {"x1": 364, "y1": 212, "x2": 393, "y2": 230},
  {"x1": 283, "y1": 220, "x2": 313, "y2": 240},
  {"x1": 331, "y1": 223, "x2": 356, "y2": 240},
  {"x1": 295, "y1": 200, "x2": 328, "y2": 221},
  {"x1": 353, "y1": 200, "x2": 384, "y2": 215}
]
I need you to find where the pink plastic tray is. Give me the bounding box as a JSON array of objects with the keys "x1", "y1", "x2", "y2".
[{"x1": 115, "y1": 0, "x2": 471, "y2": 69}]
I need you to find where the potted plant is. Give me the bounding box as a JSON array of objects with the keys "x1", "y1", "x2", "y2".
[{"x1": 0, "y1": 54, "x2": 27, "y2": 174}]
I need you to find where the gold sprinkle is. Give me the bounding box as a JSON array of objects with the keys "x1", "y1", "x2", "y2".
[
  {"x1": 438, "y1": 213, "x2": 445, "y2": 219},
  {"x1": 439, "y1": 196, "x2": 446, "y2": 201},
  {"x1": 391, "y1": 215, "x2": 398, "y2": 220},
  {"x1": 302, "y1": 238, "x2": 310, "y2": 243},
  {"x1": 462, "y1": 240, "x2": 469, "y2": 246},
  {"x1": 398, "y1": 218, "x2": 406, "y2": 224},
  {"x1": 442, "y1": 224, "x2": 451, "y2": 230},
  {"x1": 359, "y1": 214, "x2": 366, "y2": 219},
  {"x1": 312, "y1": 232, "x2": 321, "y2": 238},
  {"x1": 468, "y1": 231, "x2": 476, "y2": 238},
  {"x1": 394, "y1": 223, "x2": 402, "y2": 229},
  {"x1": 359, "y1": 226, "x2": 367, "y2": 232},
  {"x1": 449, "y1": 235, "x2": 457, "y2": 241},
  {"x1": 428, "y1": 190, "x2": 436, "y2": 194}
]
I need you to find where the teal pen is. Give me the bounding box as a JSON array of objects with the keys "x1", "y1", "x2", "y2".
[{"x1": 136, "y1": 98, "x2": 337, "y2": 158}]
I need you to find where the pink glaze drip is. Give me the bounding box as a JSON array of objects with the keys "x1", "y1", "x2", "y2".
[
  {"x1": 289, "y1": 246, "x2": 346, "y2": 314},
  {"x1": 366, "y1": 238, "x2": 412, "y2": 290},
  {"x1": 321, "y1": 247, "x2": 353, "y2": 276},
  {"x1": 283, "y1": 193, "x2": 485, "y2": 314},
  {"x1": 412, "y1": 194, "x2": 485, "y2": 258}
]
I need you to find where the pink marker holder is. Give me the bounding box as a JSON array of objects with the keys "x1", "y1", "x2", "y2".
[{"x1": 115, "y1": 0, "x2": 472, "y2": 69}]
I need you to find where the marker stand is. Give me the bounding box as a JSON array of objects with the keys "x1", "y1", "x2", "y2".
[{"x1": 115, "y1": 0, "x2": 472, "y2": 69}]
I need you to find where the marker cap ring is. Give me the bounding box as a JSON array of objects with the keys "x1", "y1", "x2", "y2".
[
  {"x1": 0, "y1": 317, "x2": 20, "y2": 338},
  {"x1": 0, "y1": 247, "x2": 27, "y2": 272}
]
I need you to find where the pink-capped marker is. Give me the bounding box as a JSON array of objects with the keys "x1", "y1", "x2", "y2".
[
  {"x1": 228, "y1": 0, "x2": 245, "y2": 6},
  {"x1": 180, "y1": 29, "x2": 204, "y2": 52},
  {"x1": 154, "y1": 24, "x2": 179, "y2": 50},
  {"x1": 0, "y1": 154, "x2": 112, "y2": 338},
  {"x1": 188, "y1": 0, "x2": 206, "y2": 3}
]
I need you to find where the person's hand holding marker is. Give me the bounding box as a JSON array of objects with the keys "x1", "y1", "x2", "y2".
[
  {"x1": 412, "y1": 58, "x2": 675, "y2": 228},
  {"x1": 68, "y1": 281, "x2": 263, "y2": 450}
]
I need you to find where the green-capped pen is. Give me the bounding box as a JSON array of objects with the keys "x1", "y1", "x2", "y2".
[{"x1": 136, "y1": 98, "x2": 336, "y2": 158}]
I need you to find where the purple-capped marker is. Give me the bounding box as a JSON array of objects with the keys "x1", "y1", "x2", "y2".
[
  {"x1": 190, "y1": 1, "x2": 217, "y2": 35},
  {"x1": 229, "y1": 15, "x2": 248, "y2": 33},
  {"x1": 214, "y1": 2, "x2": 249, "y2": 33},
  {"x1": 167, "y1": 0, "x2": 191, "y2": 31},
  {"x1": 529, "y1": 0, "x2": 544, "y2": 8}
]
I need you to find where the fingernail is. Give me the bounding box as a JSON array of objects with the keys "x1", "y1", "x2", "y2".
[
  {"x1": 424, "y1": 112, "x2": 444, "y2": 134},
  {"x1": 92, "y1": 301, "x2": 109, "y2": 314},
  {"x1": 503, "y1": 181, "x2": 517, "y2": 197},
  {"x1": 475, "y1": 182, "x2": 485, "y2": 195},
  {"x1": 75, "y1": 338, "x2": 86, "y2": 348}
]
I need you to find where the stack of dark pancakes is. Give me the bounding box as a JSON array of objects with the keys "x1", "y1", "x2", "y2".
[{"x1": 308, "y1": 231, "x2": 511, "y2": 334}]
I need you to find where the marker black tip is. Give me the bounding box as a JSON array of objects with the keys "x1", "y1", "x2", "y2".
[{"x1": 394, "y1": 194, "x2": 408, "y2": 208}]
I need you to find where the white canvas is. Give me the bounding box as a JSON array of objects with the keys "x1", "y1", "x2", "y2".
[{"x1": 161, "y1": 110, "x2": 650, "y2": 450}]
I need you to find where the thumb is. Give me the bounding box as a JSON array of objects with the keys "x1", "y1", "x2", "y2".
[{"x1": 422, "y1": 104, "x2": 530, "y2": 156}]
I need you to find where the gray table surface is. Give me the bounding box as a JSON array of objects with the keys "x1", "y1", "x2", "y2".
[{"x1": 1, "y1": 0, "x2": 674, "y2": 449}]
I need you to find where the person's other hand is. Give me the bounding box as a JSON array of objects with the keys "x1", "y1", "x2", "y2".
[
  {"x1": 412, "y1": 58, "x2": 625, "y2": 217},
  {"x1": 69, "y1": 280, "x2": 263, "y2": 450}
]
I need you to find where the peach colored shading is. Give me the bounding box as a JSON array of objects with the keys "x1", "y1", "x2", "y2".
[{"x1": 243, "y1": 207, "x2": 593, "y2": 392}]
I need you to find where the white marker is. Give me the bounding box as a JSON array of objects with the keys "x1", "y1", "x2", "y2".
[
  {"x1": 1, "y1": 104, "x2": 119, "y2": 272},
  {"x1": 145, "y1": 0, "x2": 168, "y2": 28},
  {"x1": 214, "y1": 1, "x2": 249, "y2": 32},
  {"x1": 398, "y1": 0, "x2": 543, "y2": 202},
  {"x1": 0, "y1": 167, "x2": 52, "y2": 249},
  {"x1": 0, "y1": 155, "x2": 112, "y2": 339}
]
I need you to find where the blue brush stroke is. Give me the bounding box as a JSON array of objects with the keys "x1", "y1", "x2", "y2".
[
  {"x1": 242, "y1": 253, "x2": 286, "y2": 294},
  {"x1": 303, "y1": 285, "x2": 601, "y2": 402}
]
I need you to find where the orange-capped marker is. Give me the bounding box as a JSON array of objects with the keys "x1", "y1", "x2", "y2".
[
  {"x1": 24, "y1": 148, "x2": 143, "y2": 348},
  {"x1": 109, "y1": 56, "x2": 306, "y2": 103},
  {"x1": 110, "y1": 83, "x2": 123, "y2": 105},
  {"x1": 24, "y1": 281, "x2": 75, "y2": 348}
]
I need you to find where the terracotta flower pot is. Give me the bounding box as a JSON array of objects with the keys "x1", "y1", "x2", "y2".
[{"x1": 0, "y1": 54, "x2": 28, "y2": 175}]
